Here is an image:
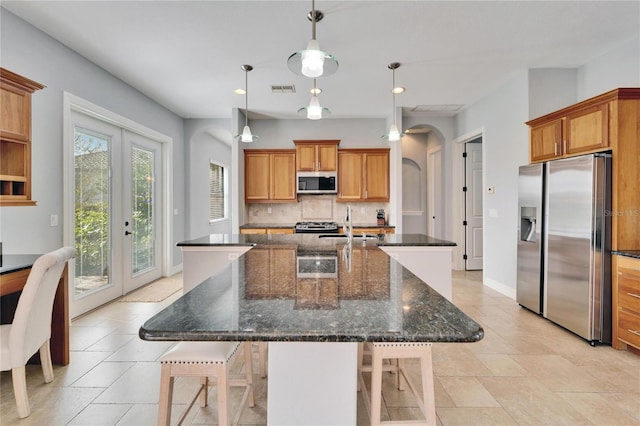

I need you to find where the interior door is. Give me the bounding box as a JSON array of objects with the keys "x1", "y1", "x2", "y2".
[
  {"x1": 464, "y1": 140, "x2": 483, "y2": 270},
  {"x1": 427, "y1": 147, "x2": 442, "y2": 238},
  {"x1": 70, "y1": 112, "x2": 163, "y2": 317}
]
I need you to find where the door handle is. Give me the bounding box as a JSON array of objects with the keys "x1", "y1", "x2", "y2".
[{"x1": 125, "y1": 231, "x2": 133, "y2": 236}]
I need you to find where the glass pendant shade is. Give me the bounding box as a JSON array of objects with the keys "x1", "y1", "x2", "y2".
[
  {"x1": 287, "y1": 2, "x2": 338, "y2": 78},
  {"x1": 306, "y1": 95, "x2": 323, "y2": 119},
  {"x1": 240, "y1": 125, "x2": 258, "y2": 143},
  {"x1": 382, "y1": 62, "x2": 404, "y2": 142},
  {"x1": 235, "y1": 64, "x2": 258, "y2": 143},
  {"x1": 387, "y1": 124, "x2": 401, "y2": 142},
  {"x1": 301, "y1": 40, "x2": 325, "y2": 78}
]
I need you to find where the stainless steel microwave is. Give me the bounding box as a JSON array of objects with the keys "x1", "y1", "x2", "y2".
[{"x1": 297, "y1": 172, "x2": 338, "y2": 194}]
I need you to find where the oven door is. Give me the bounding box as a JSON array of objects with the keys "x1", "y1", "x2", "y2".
[{"x1": 297, "y1": 255, "x2": 338, "y2": 278}]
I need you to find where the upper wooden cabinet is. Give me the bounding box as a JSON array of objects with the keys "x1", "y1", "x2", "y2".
[
  {"x1": 244, "y1": 149, "x2": 297, "y2": 203},
  {"x1": 527, "y1": 88, "x2": 640, "y2": 251},
  {"x1": 526, "y1": 90, "x2": 626, "y2": 163},
  {"x1": 0, "y1": 68, "x2": 44, "y2": 206},
  {"x1": 337, "y1": 148, "x2": 390, "y2": 202},
  {"x1": 293, "y1": 140, "x2": 339, "y2": 172}
]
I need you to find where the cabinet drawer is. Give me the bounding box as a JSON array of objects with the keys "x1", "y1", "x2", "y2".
[
  {"x1": 618, "y1": 268, "x2": 640, "y2": 313},
  {"x1": 618, "y1": 310, "x2": 640, "y2": 348}
]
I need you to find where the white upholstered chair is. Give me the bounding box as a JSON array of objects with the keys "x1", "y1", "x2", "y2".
[
  {"x1": 157, "y1": 341, "x2": 255, "y2": 426},
  {"x1": 0, "y1": 246, "x2": 76, "y2": 418}
]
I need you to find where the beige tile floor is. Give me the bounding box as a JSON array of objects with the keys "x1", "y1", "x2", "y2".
[{"x1": 2, "y1": 270, "x2": 639, "y2": 425}]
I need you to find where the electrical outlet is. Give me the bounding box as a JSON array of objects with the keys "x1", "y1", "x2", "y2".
[
  {"x1": 267, "y1": 207, "x2": 272, "y2": 214},
  {"x1": 50, "y1": 214, "x2": 59, "y2": 227},
  {"x1": 360, "y1": 207, "x2": 366, "y2": 214}
]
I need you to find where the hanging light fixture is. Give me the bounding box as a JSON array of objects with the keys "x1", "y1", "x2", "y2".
[
  {"x1": 287, "y1": 0, "x2": 338, "y2": 78},
  {"x1": 298, "y1": 79, "x2": 330, "y2": 120},
  {"x1": 384, "y1": 62, "x2": 404, "y2": 142},
  {"x1": 236, "y1": 64, "x2": 258, "y2": 143}
]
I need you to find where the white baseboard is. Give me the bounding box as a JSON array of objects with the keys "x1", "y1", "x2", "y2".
[{"x1": 484, "y1": 276, "x2": 516, "y2": 300}]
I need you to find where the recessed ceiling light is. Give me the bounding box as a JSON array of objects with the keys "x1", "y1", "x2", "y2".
[
  {"x1": 392, "y1": 86, "x2": 405, "y2": 94},
  {"x1": 234, "y1": 88, "x2": 246, "y2": 95}
]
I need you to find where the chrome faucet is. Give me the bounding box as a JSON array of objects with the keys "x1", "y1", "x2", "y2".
[{"x1": 344, "y1": 204, "x2": 353, "y2": 243}]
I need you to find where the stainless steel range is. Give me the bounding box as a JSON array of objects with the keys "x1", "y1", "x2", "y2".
[{"x1": 294, "y1": 221, "x2": 339, "y2": 234}]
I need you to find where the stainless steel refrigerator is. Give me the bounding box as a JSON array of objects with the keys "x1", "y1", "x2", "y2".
[{"x1": 517, "y1": 153, "x2": 611, "y2": 345}]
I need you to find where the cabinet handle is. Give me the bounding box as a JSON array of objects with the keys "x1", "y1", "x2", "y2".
[
  {"x1": 627, "y1": 292, "x2": 640, "y2": 299},
  {"x1": 563, "y1": 140, "x2": 567, "y2": 153},
  {"x1": 318, "y1": 162, "x2": 321, "y2": 170},
  {"x1": 628, "y1": 329, "x2": 640, "y2": 337},
  {"x1": 554, "y1": 143, "x2": 558, "y2": 156}
]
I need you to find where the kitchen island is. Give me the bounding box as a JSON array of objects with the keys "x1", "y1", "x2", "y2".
[{"x1": 141, "y1": 234, "x2": 482, "y2": 425}]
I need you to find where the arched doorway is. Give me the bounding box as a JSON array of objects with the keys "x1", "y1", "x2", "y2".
[{"x1": 401, "y1": 125, "x2": 445, "y2": 238}]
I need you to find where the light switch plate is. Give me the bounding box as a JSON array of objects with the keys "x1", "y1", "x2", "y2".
[{"x1": 50, "y1": 214, "x2": 59, "y2": 227}]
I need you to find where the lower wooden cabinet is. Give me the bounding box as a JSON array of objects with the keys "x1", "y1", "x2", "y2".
[
  {"x1": 613, "y1": 255, "x2": 640, "y2": 352},
  {"x1": 240, "y1": 227, "x2": 294, "y2": 235}
]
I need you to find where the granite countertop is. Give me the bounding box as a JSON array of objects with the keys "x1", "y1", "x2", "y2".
[
  {"x1": 140, "y1": 244, "x2": 481, "y2": 343},
  {"x1": 178, "y1": 233, "x2": 455, "y2": 248},
  {"x1": 238, "y1": 223, "x2": 396, "y2": 229},
  {"x1": 612, "y1": 250, "x2": 640, "y2": 259}
]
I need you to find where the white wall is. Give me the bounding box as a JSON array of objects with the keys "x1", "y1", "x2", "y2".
[
  {"x1": 184, "y1": 119, "x2": 232, "y2": 239},
  {"x1": 577, "y1": 37, "x2": 640, "y2": 100},
  {"x1": 456, "y1": 71, "x2": 530, "y2": 297},
  {"x1": 0, "y1": 10, "x2": 186, "y2": 268},
  {"x1": 454, "y1": 38, "x2": 640, "y2": 298}
]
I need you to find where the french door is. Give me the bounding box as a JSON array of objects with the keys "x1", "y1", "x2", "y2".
[{"x1": 70, "y1": 111, "x2": 163, "y2": 317}]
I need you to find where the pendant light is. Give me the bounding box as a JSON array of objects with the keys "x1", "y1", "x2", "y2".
[
  {"x1": 287, "y1": 0, "x2": 338, "y2": 78},
  {"x1": 384, "y1": 62, "x2": 404, "y2": 142},
  {"x1": 298, "y1": 79, "x2": 330, "y2": 120},
  {"x1": 236, "y1": 64, "x2": 258, "y2": 143}
]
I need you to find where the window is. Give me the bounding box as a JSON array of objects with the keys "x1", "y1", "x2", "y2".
[{"x1": 209, "y1": 161, "x2": 226, "y2": 221}]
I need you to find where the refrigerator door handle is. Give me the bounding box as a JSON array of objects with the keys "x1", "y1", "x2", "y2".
[{"x1": 524, "y1": 218, "x2": 536, "y2": 242}]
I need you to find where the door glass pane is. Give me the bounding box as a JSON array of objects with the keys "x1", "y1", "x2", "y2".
[
  {"x1": 131, "y1": 146, "x2": 155, "y2": 274},
  {"x1": 74, "y1": 128, "x2": 111, "y2": 296}
]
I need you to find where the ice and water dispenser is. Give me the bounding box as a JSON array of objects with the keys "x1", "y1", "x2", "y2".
[{"x1": 520, "y1": 206, "x2": 537, "y2": 242}]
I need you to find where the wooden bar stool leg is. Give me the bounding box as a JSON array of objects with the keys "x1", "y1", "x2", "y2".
[
  {"x1": 217, "y1": 365, "x2": 230, "y2": 426},
  {"x1": 370, "y1": 346, "x2": 384, "y2": 426},
  {"x1": 200, "y1": 376, "x2": 209, "y2": 407},
  {"x1": 243, "y1": 342, "x2": 255, "y2": 407},
  {"x1": 157, "y1": 365, "x2": 174, "y2": 426},
  {"x1": 420, "y1": 345, "x2": 436, "y2": 425}
]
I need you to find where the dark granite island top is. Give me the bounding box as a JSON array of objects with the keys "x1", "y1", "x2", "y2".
[
  {"x1": 141, "y1": 242, "x2": 480, "y2": 343},
  {"x1": 140, "y1": 247, "x2": 483, "y2": 342}
]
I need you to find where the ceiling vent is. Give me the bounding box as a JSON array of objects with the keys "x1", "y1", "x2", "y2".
[
  {"x1": 271, "y1": 85, "x2": 296, "y2": 93},
  {"x1": 409, "y1": 104, "x2": 463, "y2": 116}
]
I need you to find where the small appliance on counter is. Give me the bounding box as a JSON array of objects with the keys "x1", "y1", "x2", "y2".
[{"x1": 376, "y1": 209, "x2": 385, "y2": 226}]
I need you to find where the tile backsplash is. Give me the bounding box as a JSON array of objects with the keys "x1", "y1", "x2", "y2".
[{"x1": 247, "y1": 195, "x2": 389, "y2": 225}]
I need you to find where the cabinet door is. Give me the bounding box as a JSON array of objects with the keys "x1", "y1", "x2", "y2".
[
  {"x1": 245, "y1": 152, "x2": 271, "y2": 201},
  {"x1": 270, "y1": 151, "x2": 297, "y2": 201},
  {"x1": 0, "y1": 82, "x2": 31, "y2": 142},
  {"x1": 530, "y1": 119, "x2": 562, "y2": 162},
  {"x1": 317, "y1": 144, "x2": 337, "y2": 171},
  {"x1": 364, "y1": 151, "x2": 390, "y2": 201},
  {"x1": 565, "y1": 104, "x2": 609, "y2": 155},
  {"x1": 296, "y1": 144, "x2": 317, "y2": 171},
  {"x1": 337, "y1": 151, "x2": 363, "y2": 201}
]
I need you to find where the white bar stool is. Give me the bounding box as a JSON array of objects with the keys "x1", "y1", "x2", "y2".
[
  {"x1": 157, "y1": 341, "x2": 254, "y2": 426},
  {"x1": 358, "y1": 342, "x2": 436, "y2": 426}
]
